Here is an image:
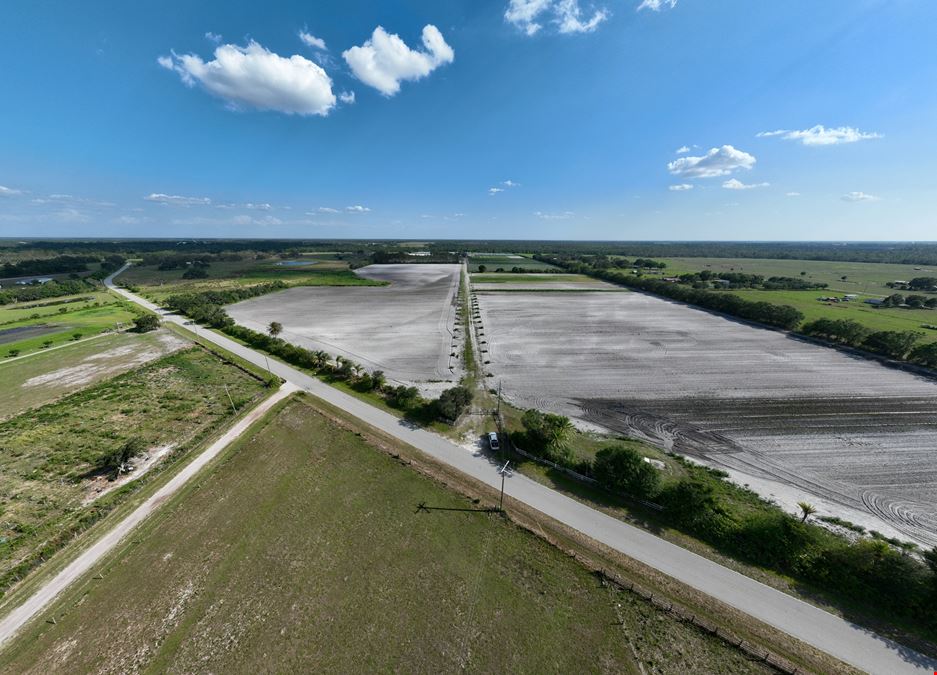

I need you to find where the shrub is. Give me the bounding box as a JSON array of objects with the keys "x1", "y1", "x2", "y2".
[
  {"x1": 592, "y1": 445, "x2": 660, "y2": 499},
  {"x1": 132, "y1": 313, "x2": 160, "y2": 333},
  {"x1": 435, "y1": 385, "x2": 473, "y2": 422}
]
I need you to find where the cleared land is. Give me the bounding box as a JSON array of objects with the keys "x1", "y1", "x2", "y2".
[
  {"x1": 0, "y1": 329, "x2": 186, "y2": 419},
  {"x1": 227, "y1": 264, "x2": 463, "y2": 389},
  {"x1": 475, "y1": 288, "x2": 937, "y2": 547},
  {"x1": 0, "y1": 396, "x2": 769, "y2": 674},
  {"x1": 0, "y1": 347, "x2": 267, "y2": 595},
  {"x1": 468, "y1": 253, "x2": 558, "y2": 271},
  {"x1": 472, "y1": 273, "x2": 624, "y2": 292}
]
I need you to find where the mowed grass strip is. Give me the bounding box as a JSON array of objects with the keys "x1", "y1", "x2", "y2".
[
  {"x1": 0, "y1": 347, "x2": 267, "y2": 595},
  {"x1": 0, "y1": 396, "x2": 769, "y2": 674}
]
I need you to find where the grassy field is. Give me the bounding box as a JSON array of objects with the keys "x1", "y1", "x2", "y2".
[
  {"x1": 472, "y1": 273, "x2": 596, "y2": 283},
  {"x1": 0, "y1": 347, "x2": 267, "y2": 595},
  {"x1": 660, "y1": 256, "x2": 937, "y2": 297},
  {"x1": 468, "y1": 253, "x2": 558, "y2": 271},
  {"x1": 120, "y1": 258, "x2": 384, "y2": 303},
  {"x1": 726, "y1": 288, "x2": 937, "y2": 344},
  {"x1": 0, "y1": 330, "x2": 186, "y2": 419},
  {"x1": 0, "y1": 395, "x2": 769, "y2": 674},
  {"x1": 0, "y1": 293, "x2": 139, "y2": 357}
]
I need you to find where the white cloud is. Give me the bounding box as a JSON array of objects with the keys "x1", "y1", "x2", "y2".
[
  {"x1": 339, "y1": 90, "x2": 356, "y2": 104},
  {"x1": 505, "y1": 0, "x2": 607, "y2": 35},
  {"x1": 52, "y1": 208, "x2": 90, "y2": 223},
  {"x1": 669, "y1": 183, "x2": 693, "y2": 191},
  {"x1": 842, "y1": 191, "x2": 879, "y2": 202},
  {"x1": 205, "y1": 32, "x2": 222, "y2": 44},
  {"x1": 667, "y1": 145, "x2": 756, "y2": 179},
  {"x1": 555, "y1": 0, "x2": 608, "y2": 33},
  {"x1": 638, "y1": 0, "x2": 677, "y2": 11},
  {"x1": 535, "y1": 210, "x2": 575, "y2": 219},
  {"x1": 317, "y1": 206, "x2": 340, "y2": 213},
  {"x1": 675, "y1": 145, "x2": 690, "y2": 154},
  {"x1": 722, "y1": 178, "x2": 769, "y2": 190},
  {"x1": 488, "y1": 187, "x2": 504, "y2": 195},
  {"x1": 345, "y1": 205, "x2": 370, "y2": 213},
  {"x1": 158, "y1": 41, "x2": 336, "y2": 116},
  {"x1": 786, "y1": 191, "x2": 801, "y2": 197},
  {"x1": 144, "y1": 193, "x2": 212, "y2": 206},
  {"x1": 756, "y1": 125, "x2": 882, "y2": 146},
  {"x1": 342, "y1": 25, "x2": 454, "y2": 96},
  {"x1": 298, "y1": 31, "x2": 327, "y2": 50},
  {"x1": 0, "y1": 185, "x2": 23, "y2": 196},
  {"x1": 502, "y1": 179, "x2": 520, "y2": 187}
]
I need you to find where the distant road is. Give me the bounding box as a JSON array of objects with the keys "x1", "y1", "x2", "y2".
[
  {"x1": 0, "y1": 380, "x2": 297, "y2": 650},
  {"x1": 7, "y1": 264, "x2": 925, "y2": 673}
]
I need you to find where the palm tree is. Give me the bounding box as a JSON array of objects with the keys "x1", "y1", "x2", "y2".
[
  {"x1": 267, "y1": 321, "x2": 283, "y2": 338},
  {"x1": 797, "y1": 501, "x2": 817, "y2": 523}
]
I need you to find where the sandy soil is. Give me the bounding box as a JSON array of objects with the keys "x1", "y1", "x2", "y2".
[
  {"x1": 227, "y1": 264, "x2": 463, "y2": 391},
  {"x1": 475, "y1": 288, "x2": 937, "y2": 546}
]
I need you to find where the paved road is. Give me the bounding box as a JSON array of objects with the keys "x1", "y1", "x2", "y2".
[
  {"x1": 8, "y1": 266, "x2": 929, "y2": 673},
  {"x1": 0, "y1": 380, "x2": 297, "y2": 649}
]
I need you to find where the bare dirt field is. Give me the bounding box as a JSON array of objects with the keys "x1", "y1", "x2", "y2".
[
  {"x1": 227, "y1": 264, "x2": 463, "y2": 390},
  {"x1": 475, "y1": 288, "x2": 937, "y2": 546},
  {"x1": 472, "y1": 274, "x2": 624, "y2": 292}
]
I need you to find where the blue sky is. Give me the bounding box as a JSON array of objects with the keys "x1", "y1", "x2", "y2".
[{"x1": 1, "y1": 0, "x2": 935, "y2": 240}]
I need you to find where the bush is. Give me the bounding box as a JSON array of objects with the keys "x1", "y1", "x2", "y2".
[
  {"x1": 132, "y1": 313, "x2": 160, "y2": 333},
  {"x1": 592, "y1": 445, "x2": 660, "y2": 499},
  {"x1": 435, "y1": 386, "x2": 473, "y2": 422},
  {"x1": 182, "y1": 267, "x2": 209, "y2": 279},
  {"x1": 97, "y1": 437, "x2": 145, "y2": 478}
]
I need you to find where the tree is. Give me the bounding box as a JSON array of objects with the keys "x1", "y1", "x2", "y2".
[
  {"x1": 593, "y1": 445, "x2": 660, "y2": 499},
  {"x1": 798, "y1": 501, "x2": 817, "y2": 523},
  {"x1": 910, "y1": 342, "x2": 937, "y2": 368},
  {"x1": 182, "y1": 267, "x2": 209, "y2": 279},
  {"x1": 268, "y1": 321, "x2": 283, "y2": 338},
  {"x1": 520, "y1": 409, "x2": 574, "y2": 460},
  {"x1": 862, "y1": 330, "x2": 922, "y2": 359},
  {"x1": 98, "y1": 437, "x2": 145, "y2": 478},
  {"x1": 477, "y1": 264, "x2": 487, "y2": 273},
  {"x1": 132, "y1": 313, "x2": 160, "y2": 333},
  {"x1": 435, "y1": 386, "x2": 473, "y2": 422},
  {"x1": 371, "y1": 370, "x2": 387, "y2": 391}
]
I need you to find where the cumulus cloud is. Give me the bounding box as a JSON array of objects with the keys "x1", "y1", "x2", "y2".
[
  {"x1": 505, "y1": 0, "x2": 607, "y2": 35},
  {"x1": 339, "y1": 90, "x2": 356, "y2": 104},
  {"x1": 669, "y1": 183, "x2": 693, "y2": 191},
  {"x1": 144, "y1": 193, "x2": 212, "y2": 206},
  {"x1": 842, "y1": 191, "x2": 879, "y2": 202},
  {"x1": 205, "y1": 32, "x2": 222, "y2": 44},
  {"x1": 342, "y1": 25, "x2": 453, "y2": 96},
  {"x1": 345, "y1": 205, "x2": 370, "y2": 213},
  {"x1": 158, "y1": 41, "x2": 336, "y2": 116},
  {"x1": 488, "y1": 187, "x2": 504, "y2": 195},
  {"x1": 722, "y1": 178, "x2": 769, "y2": 190},
  {"x1": 667, "y1": 145, "x2": 756, "y2": 179},
  {"x1": 317, "y1": 206, "x2": 340, "y2": 213},
  {"x1": 502, "y1": 179, "x2": 521, "y2": 187},
  {"x1": 757, "y1": 125, "x2": 882, "y2": 146},
  {"x1": 675, "y1": 145, "x2": 690, "y2": 154},
  {"x1": 489, "y1": 180, "x2": 520, "y2": 195},
  {"x1": 638, "y1": 0, "x2": 677, "y2": 10},
  {"x1": 298, "y1": 31, "x2": 327, "y2": 50},
  {"x1": 0, "y1": 185, "x2": 23, "y2": 196}
]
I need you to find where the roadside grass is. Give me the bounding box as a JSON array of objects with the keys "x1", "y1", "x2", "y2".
[
  {"x1": 0, "y1": 347, "x2": 267, "y2": 596},
  {"x1": 726, "y1": 288, "x2": 937, "y2": 344},
  {"x1": 0, "y1": 296, "x2": 139, "y2": 357},
  {"x1": 0, "y1": 330, "x2": 182, "y2": 419},
  {"x1": 0, "y1": 395, "x2": 771, "y2": 674},
  {"x1": 660, "y1": 256, "x2": 937, "y2": 297}
]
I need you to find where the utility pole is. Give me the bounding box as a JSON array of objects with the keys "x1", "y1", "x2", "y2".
[
  {"x1": 223, "y1": 383, "x2": 238, "y2": 414},
  {"x1": 498, "y1": 460, "x2": 510, "y2": 512},
  {"x1": 264, "y1": 353, "x2": 271, "y2": 375},
  {"x1": 497, "y1": 379, "x2": 502, "y2": 417}
]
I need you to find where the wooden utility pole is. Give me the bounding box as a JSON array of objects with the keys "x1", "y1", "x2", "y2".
[{"x1": 498, "y1": 460, "x2": 510, "y2": 511}]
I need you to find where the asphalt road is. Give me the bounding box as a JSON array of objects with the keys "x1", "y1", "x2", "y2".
[{"x1": 7, "y1": 265, "x2": 925, "y2": 673}]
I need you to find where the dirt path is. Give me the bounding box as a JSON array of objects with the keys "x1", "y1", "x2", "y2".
[{"x1": 0, "y1": 381, "x2": 297, "y2": 649}]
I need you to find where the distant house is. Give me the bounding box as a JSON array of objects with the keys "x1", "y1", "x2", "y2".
[
  {"x1": 865, "y1": 298, "x2": 884, "y2": 306},
  {"x1": 663, "y1": 277, "x2": 681, "y2": 283},
  {"x1": 713, "y1": 279, "x2": 731, "y2": 287},
  {"x1": 843, "y1": 294, "x2": 859, "y2": 300},
  {"x1": 15, "y1": 277, "x2": 53, "y2": 286}
]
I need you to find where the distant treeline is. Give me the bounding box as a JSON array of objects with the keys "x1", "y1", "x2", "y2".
[
  {"x1": 1, "y1": 254, "x2": 125, "y2": 279},
  {"x1": 802, "y1": 318, "x2": 937, "y2": 367},
  {"x1": 10, "y1": 239, "x2": 937, "y2": 266},
  {"x1": 0, "y1": 278, "x2": 99, "y2": 305},
  {"x1": 675, "y1": 270, "x2": 827, "y2": 291}
]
